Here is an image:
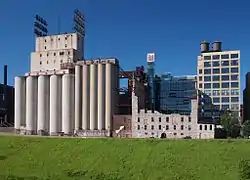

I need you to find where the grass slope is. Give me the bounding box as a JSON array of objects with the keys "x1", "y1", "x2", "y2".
[{"x1": 0, "y1": 136, "x2": 249, "y2": 180}]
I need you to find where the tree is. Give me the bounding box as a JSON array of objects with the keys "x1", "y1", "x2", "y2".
[
  {"x1": 242, "y1": 120, "x2": 250, "y2": 138},
  {"x1": 220, "y1": 111, "x2": 241, "y2": 138}
]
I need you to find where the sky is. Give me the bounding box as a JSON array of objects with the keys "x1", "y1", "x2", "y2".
[{"x1": 0, "y1": 0, "x2": 249, "y2": 100}]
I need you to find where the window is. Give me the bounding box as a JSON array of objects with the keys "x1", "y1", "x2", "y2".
[
  {"x1": 137, "y1": 117, "x2": 140, "y2": 122},
  {"x1": 231, "y1": 75, "x2": 238, "y2": 80},
  {"x1": 222, "y1": 61, "x2": 229, "y2": 66},
  {"x1": 200, "y1": 125, "x2": 202, "y2": 130},
  {"x1": 213, "y1": 98, "x2": 220, "y2": 103},
  {"x1": 151, "y1": 125, "x2": 154, "y2": 130},
  {"x1": 151, "y1": 117, "x2": 154, "y2": 122},
  {"x1": 188, "y1": 117, "x2": 191, "y2": 122},
  {"x1": 204, "y1": 76, "x2": 211, "y2": 82},
  {"x1": 58, "y1": 38, "x2": 60, "y2": 40},
  {"x1": 188, "y1": 126, "x2": 191, "y2": 130},
  {"x1": 231, "y1": 97, "x2": 239, "y2": 102},
  {"x1": 40, "y1": 61, "x2": 42, "y2": 65},
  {"x1": 204, "y1": 125, "x2": 207, "y2": 130},
  {"x1": 222, "y1": 105, "x2": 230, "y2": 110},
  {"x1": 68, "y1": 51, "x2": 70, "y2": 55},
  {"x1": 231, "y1": 89, "x2": 239, "y2": 95},
  {"x1": 144, "y1": 125, "x2": 147, "y2": 130},
  {"x1": 204, "y1": 69, "x2": 211, "y2": 74},
  {"x1": 204, "y1": 62, "x2": 211, "y2": 67},
  {"x1": 212, "y1": 61, "x2": 220, "y2": 67},
  {"x1": 231, "y1": 104, "x2": 239, "y2": 110},
  {"x1": 44, "y1": 46, "x2": 46, "y2": 49},
  {"x1": 204, "y1": 56, "x2": 211, "y2": 60},
  {"x1": 199, "y1": 84, "x2": 202, "y2": 88},
  {"x1": 65, "y1": 37, "x2": 67, "y2": 40},
  {"x1": 137, "y1": 125, "x2": 140, "y2": 130},
  {"x1": 204, "y1": 83, "x2": 211, "y2": 89},
  {"x1": 221, "y1": 54, "x2": 229, "y2": 59},
  {"x1": 40, "y1": 54, "x2": 42, "y2": 57},
  {"x1": 65, "y1": 44, "x2": 67, "y2": 48},
  {"x1": 231, "y1": 60, "x2": 238, "y2": 66},
  {"x1": 181, "y1": 133, "x2": 184, "y2": 136},
  {"x1": 231, "y1": 54, "x2": 238, "y2": 58},
  {"x1": 222, "y1": 97, "x2": 229, "y2": 103},
  {"x1": 222, "y1": 82, "x2": 229, "y2": 88},
  {"x1": 221, "y1": 75, "x2": 229, "y2": 81},
  {"x1": 173, "y1": 125, "x2": 176, "y2": 130},
  {"x1": 46, "y1": 61, "x2": 48, "y2": 64},
  {"x1": 166, "y1": 117, "x2": 169, "y2": 122},
  {"x1": 213, "y1": 68, "x2": 220, "y2": 74},
  {"x1": 174, "y1": 133, "x2": 177, "y2": 136},
  {"x1": 212, "y1": 76, "x2": 220, "y2": 81},
  {"x1": 60, "y1": 60, "x2": 63, "y2": 63},
  {"x1": 159, "y1": 117, "x2": 161, "y2": 122},
  {"x1": 59, "y1": 52, "x2": 64, "y2": 55},
  {"x1": 210, "y1": 125, "x2": 213, "y2": 130},
  {"x1": 159, "y1": 125, "x2": 161, "y2": 130},
  {"x1": 166, "y1": 125, "x2": 169, "y2": 130},
  {"x1": 199, "y1": 76, "x2": 202, "y2": 81},
  {"x1": 44, "y1": 39, "x2": 47, "y2": 42},
  {"x1": 213, "y1": 83, "x2": 220, "y2": 88},
  {"x1": 54, "y1": 53, "x2": 56, "y2": 56},
  {"x1": 181, "y1": 117, "x2": 184, "y2": 122},
  {"x1": 212, "y1": 55, "x2": 220, "y2": 60},
  {"x1": 231, "y1": 67, "x2": 238, "y2": 73},
  {"x1": 221, "y1": 68, "x2": 229, "y2": 74},
  {"x1": 47, "y1": 53, "x2": 49, "y2": 57},
  {"x1": 213, "y1": 90, "x2": 220, "y2": 96},
  {"x1": 181, "y1": 125, "x2": 184, "y2": 130},
  {"x1": 221, "y1": 90, "x2": 230, "y2": 95},
  {"x1": 199, "y1": 69, "x2": 202, "y2": 74},
  {"x1": 231, "y1": 82, "x2": 239, "y2": 88}
]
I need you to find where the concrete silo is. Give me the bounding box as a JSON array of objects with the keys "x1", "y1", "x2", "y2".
[
  {"x1": 97, "y1": 62, "x2": 105, "y2": 130},
  {"x1": 74, "y1": 65, "x2": 82, "y2": 132}
]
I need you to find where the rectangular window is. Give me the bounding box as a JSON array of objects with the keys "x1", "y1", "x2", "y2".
[
  {"x1": 231, "y1": 54, "x2": 239, "y2": 58},
  {"x1": 204, "y1": 83, "x2": 211, "y2": 89},
  {"x1": 231, "y1": 82, "x2": 239, "y2": 88},
  {"x1": 231, "y1": 104, "x2": 239, "y2": 110},
  {"x1": 144, "y1": 125, "x2": 147, "y2": 130},
  {"x1": 231, "y1": 67, "x2": 238, "y2": 73},
  {"x1": 221, "y1": 75, "x2": 229, "y2": 81},
  {"x1": 173, "y1": 125, "x2": 176, "y2": 130},
  {"x1": 159, "y1": 125, "x2": 161, "y2": 130},
  {"x1": 166, "y1": 125, "x2": 169, "y2": 130},
  {"x1": 221, "y1": 68, "x2": 229, "y2": 74},
  {"x1": 213, "y1": 83, "x2": 220, "y2": 88},
  {"x1": 199, "y1": 69, "x2": 203, "y2": 74},
  {"x1": 222, "y1": 97, "x2": 229, "y2": 103},
  {"x1": 166, "y1": 117, "x2": 169, "y2": 122},
  {"x1": 212, "y1": 61, "x2": 220, "y2": 67},
  {"x1": 221, "y1": 90, "x2": 230, "y2": 95},
  {"x1": 137, "y1": 125, "x2": 140, "y2": 130},
  {"x1": 204, "y1": 56, "x2": 211, "y2": 60},
  {"x1": 212, "y1": 55, "x2": 220, "y2": 60},
  {"x1": 231, "y1": 75, "x2": 238, "y2": 80},
  {"x1": 222, "y1": 82, "x2": 229, "y2": 88},
  {"x1": 213, "y1": 90, "x2": 220, "y2": 96},
  {"x1": 222, "y1": 104, "x2": 230, "y2": 110},
  {"x1": 213, "y1": 97, "x2": 220, "y2": 103},
  {"x1": 204, "y1": 62, "x2": 211, "y2": 67},
  {"x1": 199, "y1": 76, "x2": 202, "y2": 81},
  {"x1": 231, "y1": 89, "x2": 239, "y2": 95},
  {"x1": 221, "y1": 61, "x2": 229, "y2": 66},
  {"x1": 151, "y1": 125, "x2": 154, "y2": 130},
  {"x1": 221, "y1": 54, "x2": 229, "y2": 59},
  {"x1": 204, "y1": 76, "x2": 211, "y2": 82},
  {"x1": 212, "y1": 76, "x2": 220, "y2": 81},
  {"x1": 204, "y1": 69, "x2": 211, "y2": 74},
  {"x1": 213, "y1": 69, "x2": 220, "y2": 74},
  {"x1": 231, "y1": 60, "x2": 239, "y2": 66},
  {"x1": 231, "y1": 97, "x2": 239, "y2": 102},
  {"x1": 199, "y1": 84, "x2": 202, "y2": 88}
]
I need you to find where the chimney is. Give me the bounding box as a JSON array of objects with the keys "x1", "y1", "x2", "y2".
[{"x1": 4, "y1": 65, "x2": 7, "y2": 86}]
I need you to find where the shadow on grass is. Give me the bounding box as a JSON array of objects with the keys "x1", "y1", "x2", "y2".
[
  {"x1": 0, "y1": 175, "x2": 39, "y2": 180},
  {"x1": 0, "y1": 155, "x2": 7, "y2": 160}
]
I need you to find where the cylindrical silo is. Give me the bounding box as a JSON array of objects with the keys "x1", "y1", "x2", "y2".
[
  {"x1": 200, "y1": 41, "x2": 209, "y2": 53},
  {"x1": 82, "y1": 64, "x2": 90, "y2": 130},
  {"x1": 62, "y1": 74, "x2": 75, "y2": 135},
  {"x1": 105, "y1": 63, "x2": 112, "y2": 131},
  {"x1": 75, "y1": 65, "x2": 82, "y2": 132},
  {"x1": 97, "y1": 63, "x2": 105, "y2": 130},
  {"x1": 14, "y1": 76, "x2": 26, "y2": 133},
  {"x1": 49, "y1": 75, "x2": 62, "y2": 135},
  {"x1": 212, "y1": 41, "x2": 222, "y2": 52},
  {"x1": 37, "y1": 75, "x2": 50, "y2": 135},
  {"x1": 89, "y1": 63, "x2": 97, "y2": 130},
  {"x1": 26, "y1": 76, "x2": 38, "y2": 135}
]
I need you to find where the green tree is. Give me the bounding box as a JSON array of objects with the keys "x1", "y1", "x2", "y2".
[
  {"x1": 220, "y1": 111, "x2": 241, "y2": 138},
  {"x1": 242, "y1": 120, "x2": 250, "y2": 138}
]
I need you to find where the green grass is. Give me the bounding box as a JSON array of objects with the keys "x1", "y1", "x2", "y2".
[{"x1": 0, "y1": 136, "x2": 249, "y2": 180}]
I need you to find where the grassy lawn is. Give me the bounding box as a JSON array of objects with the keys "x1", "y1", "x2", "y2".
[{"x1": 0, "y1": 135, "x2": 249, "y2": 180}]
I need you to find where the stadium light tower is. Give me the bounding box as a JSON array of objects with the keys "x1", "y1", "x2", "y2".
[
  {"x1": 34, "y1": 14, "x2": 48, "y2": 37},
  {"x1": 73, "y1": 9, "x2": 85, "y2": 37}
]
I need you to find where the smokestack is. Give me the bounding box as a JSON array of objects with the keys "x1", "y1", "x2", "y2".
[{"x1": 4, "y1": 65, "x2": 7, "y2": 86}]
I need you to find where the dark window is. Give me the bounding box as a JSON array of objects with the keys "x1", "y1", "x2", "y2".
[
  {"x1": 174, "y1": 133, "x2": 177, "y2": 135},
  {"x1": 68, "y1": 51, "x2": 70, "y2": 55},
  {"x1": 199, "y1": 76, "x2": 202, "y2": 81},
  {"x1": 231, "y1": 75, "x2": 238, "y2": 80},
  {"x1": 221, "y1": 68, "x2": 229, "y2": 74},
  {"x1": 65, "y1": 37, "x2": 67, "y2": 40},
  {"x1": 231, "y1": 54, "x2": 238, "y2": 58},
  {"x1": 166, "y1": 125, "x2": 169, "y2": 130},
  {"x1": 58, "y1": 38, "x2": 60, "y2": 40},
  {"x1": 212, "y1": 61, "x2": 220, "y2": 67},
  {"x1": 210, "y1": 125, "x2": 213, "y2": 130},
  {"x1": 231, "y1": 60, "x2": 238, "y2": 66},
  {"x1": 188, "y1": 117, "x2": 191, "y2": 122},
  {"x1": 144, "y1": 125, "x2": 147, "y2": 130},
  {"x1": 204, "y1": 125, "x2": 207, "y2": 130},
  {"x1": 181, "y1": 117, "x2": 184, "y2": 122},
  {"x1": 181, "y1": 125, "x2": 184, "y2": 130},
  {"x1": 231, "y1": 89, "x2": 239, "y2": 95},
  {"x1": 40, "y1": 54, "x2": 42, "y2": 57},
  {"x1": 231, "y1": 97, "x2": 239, "y2": 102},
  {"x1": 221, "y1": 54, "x2": 229, "y2": 59},
  {"x1": 137, "y1": 118, "x2": 140, "y2": 122},
  {"x1": 213, "y1": 83, "x2": 220, "y2": 88},
  {"x1": 151, "y1": 117, "x2": 154, "y2": 122},
  {"x1": 222, "y1": 61, "x2": 229, "y2": 66},
  {"x1": 204, "y1": 69, "x2": 211, "y2": 74},
  {"x1": 159, "y1": 117, "x2": 161, "y2": 122},
  {"x1": 137, "y1": 125, "x2": 140, "y2": 130},
  {"x1": 222, "y1": 82, "x2": 229, "y2": 88},
  {"x1": 159, "y1": 125, "x2": 161, "y2": 130},
  {"x1": 222, "y1": 105, "x2": 230, "y2": 110},
  {"x1": 213, "y1": 68, "x2": 220, "y2": 74},
  {"x1": 65, "y1": 44, "x2": 67, "y2": 48},
  {"x1": 188, "y1": 126, "x2": 191, "y2": 130},
  {"x1": 204, "y1": 83, "x2": 211, "y2": 89},
  {"x1": 222, "y1": 75, "x2": 229, "y2": 81},
  {"x1": 44, "y1": 39, "x2": 47, "y2": 42},
  {"x1": 213, "y1": 76, "x2": 220, "y2": 81},
  {"x1": 151, "y1": 125, "x2": 154, "y2": 130},
  {"x1": 54, "y1": 53, "x2": 56, "y2": 56},
  {"x1": 204, "y1": 76, "x2": 211, "y2": 82},
  {"x1": 200, "y1": 125, "x2": 202, "y2": 130},
  {"x1": 181, "y1": 133, "x2": 184, "y2": 135},
  {"x1": 199, "y1": 69, "x2": 202, "y2": 74},
  {"x1": 231, "y1": 82, "x2": 239, "y2": 88},
  {"x1": 222, "y1": 97, "x2": 229, "y2": 103},
  {"x1": 199, "y1": 84, "x2": 202, "y2": 88},
  {"x1": 173, "y1": 125, "x2": 176, "y2": 130},
  {"x1": 44, "y1": 46, "x2": 46, "y2": 49},
  {"x1": 212, "y1": 55, "x2": 220, "y2": 60},
  {"x1": 231, "y1": 67, "x2": 238, "y2": 73},
  {"x1": 204, "y1": 62, "x2": 211, "y2": 67},
  {"x1": 166, "y1": 117, "x2": 169, "y2": 122},
  {"x1": 204, "y1": 56, "x2": 211, "y2": 60},
  {"x1": 213, "y1": 98, "x2": 220, "y2": 103},
  {"x1": 40, "y1": 61, "x2": 42, "y2": 65},
  {"x1": 59, "y1": 52, "x2": 64, "y2": 55}
]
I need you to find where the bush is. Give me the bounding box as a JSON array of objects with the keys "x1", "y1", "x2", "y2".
[{"x1": 239, "y1": 159, "x2": 250, "y2": 179}]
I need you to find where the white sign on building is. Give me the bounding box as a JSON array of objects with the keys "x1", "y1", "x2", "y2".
[{"x1": 147, "y1": 53, "x2": 155, "y2": 62}]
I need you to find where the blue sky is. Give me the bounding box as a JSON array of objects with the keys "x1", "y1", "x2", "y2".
[{"x1": 0, "y1": 0, "x2": 249, "y2": 97}]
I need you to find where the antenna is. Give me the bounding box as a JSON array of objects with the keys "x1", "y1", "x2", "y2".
[
  {"x1": 34, "y1": 14, "x2": 48, "y2": 37},
  {"x1": 73, "y1": 9, "x2": 85, "y2": 37},
  {"x1": 58, "y1": 15, "x2": 61, "y2": 34}
]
